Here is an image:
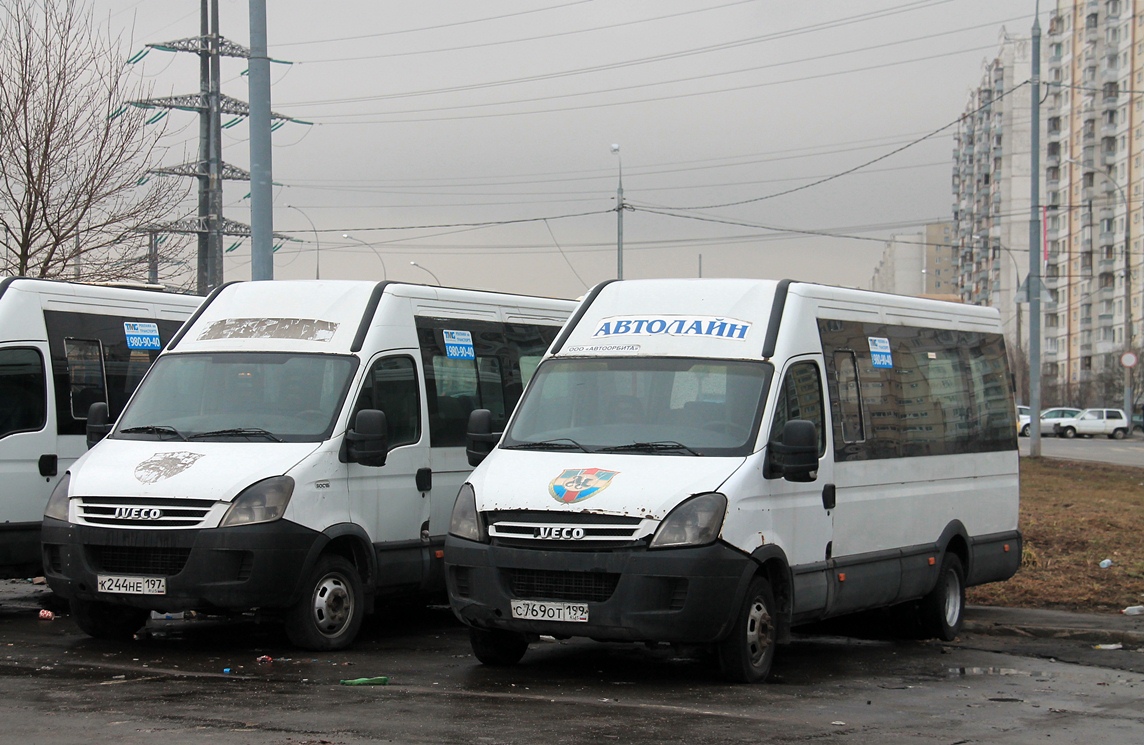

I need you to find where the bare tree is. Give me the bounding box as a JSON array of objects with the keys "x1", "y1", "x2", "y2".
[{"x1": 0, "y1": 0, "x2": 190, "y2": 284}]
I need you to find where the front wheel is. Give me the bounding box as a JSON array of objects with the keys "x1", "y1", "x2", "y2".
[
  {"x1": 469, "y1": 627, "x2": 529, "y2": 666},
  {"x1": 919, "y1": 553, "x2": 965, "y2": 641},
  {"x1": 1020, "y1": 424, "x2": 1030, "y2": 437},
  {"x1": 285, "y1": 555, "x2": 364, "y2": 651},
  {"x1": 1060, "y1": 426, "x2": 1077, "y2": 439},
  {"x1": 70, "y1": 598, "x2": 149, "y2": 641},
  {"x1": 717, "y1": 576, "x2": 778, "y2": 683}
]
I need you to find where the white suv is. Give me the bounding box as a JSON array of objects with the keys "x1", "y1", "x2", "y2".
[{"x1": 1053, "y1": 408, "x2": 1131, "y2": 439}]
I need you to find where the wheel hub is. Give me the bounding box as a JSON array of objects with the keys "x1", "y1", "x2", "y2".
[{"x1": 312, "y1": 574, "x2": 352, "y2": 635}]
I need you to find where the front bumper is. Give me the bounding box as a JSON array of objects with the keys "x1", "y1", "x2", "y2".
[
  {"x1": 41, "y1": 517, "x2": 323, "y2": 612},
  {"x1": 444, "y1": 536, "x2": 756, "y2": 644}
]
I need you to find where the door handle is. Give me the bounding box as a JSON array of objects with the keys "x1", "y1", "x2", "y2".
[
  {"x1": 416, "y1": 467, "x2": 432, "y2": 492},
  {"x1": 821, "y1": 483, "x2": 836, "y2": 511}
]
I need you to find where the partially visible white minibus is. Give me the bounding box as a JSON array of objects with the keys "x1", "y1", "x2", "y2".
[
  {"x1": 0, "y1": 278, "x2": 201, "y2": 578},
  {"x1": 446, "y1": 278, "x2": 1021, "y2": 682}
]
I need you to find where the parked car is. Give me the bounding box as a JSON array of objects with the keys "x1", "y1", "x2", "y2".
[
  {"x1": 1052, "y1": 408, "x2": 1131, "y2": 439},
  {"x1": 1135, "y1": 413, "x2": 1143, "y2": 434},
  {"x1": 1017, "y1": 405, "x2": 1030, "y2": 434},
  {"x1": 1020, "y1": 407, "x2": 1081, "y2": 437}
]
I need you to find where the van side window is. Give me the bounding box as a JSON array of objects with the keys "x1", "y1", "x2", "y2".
[
  {"x1": 832, "y1": 351, "x2": 864, "y2": 443},
  {"x1": 0, "y1": 348, "x2": 47, "y2": 437},
  {"x1": 63, "y1": 338, "x2": 107, "y2": 419},
  {"x1": 352, "y1": 356, "x2": 421, "y2": 449},
  {"x1": 768, "y1": 361, "x2": 826, "y2": 454}
]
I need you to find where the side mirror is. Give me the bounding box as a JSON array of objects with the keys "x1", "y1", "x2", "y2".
[
  {"x1": 342, "y1": 408, "x2": 388, "y2": 467},
  {"x1": 86, "y1": 402, "x2": 112, "y2": 449},
  {"x1": 465, "y1": 409, "x2": 498, "y2": 467},
  {"x1": 766, "y1": 419, "x2": 818, "y2": 483}
]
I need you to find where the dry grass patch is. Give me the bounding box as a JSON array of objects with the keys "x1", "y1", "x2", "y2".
[{"x1": 966, "y1": 457, "x2": 1144, "y2": 612}]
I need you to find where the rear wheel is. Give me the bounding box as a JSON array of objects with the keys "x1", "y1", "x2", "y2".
[
  {"x1": 717, "y1": 576, "x2": 778, "y2": 683},
  {"x1": 919, "y1": 553, "x2": 965, "y2": 641},
  {"x1": 469, "y1": 627, "x2": 529, "y2": 666},
  {"x1": 1020, "y1": 424, "x2": 1030, "y2": 437},
  {"x1": 285, "y1": 555, "x2": 364, "y2": 651},
  {"x1": 70, "y1": 598, "x2": 148, "y2": 641},
  {"x1": 1111, "y1": 428, "x2": 1126, "y2": 440}
]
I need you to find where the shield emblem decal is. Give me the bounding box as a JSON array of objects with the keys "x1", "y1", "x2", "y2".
[{"x1": 548, "y1": 468, "x2": 619, "y2": 504}]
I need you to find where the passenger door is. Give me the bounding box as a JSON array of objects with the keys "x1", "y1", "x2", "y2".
[
  {"x1": 346, "y1": 354, "x2": 430, "y2": 590},
  {"x1": 0, "y1": 345, "x2": 55, "y2": 525},
  {"x1": 760, "y1": 358, "x2": 834, "y2": 618},
  {"x1": 1075, "y1": 409, "x2": 1105, "y2": 436}
]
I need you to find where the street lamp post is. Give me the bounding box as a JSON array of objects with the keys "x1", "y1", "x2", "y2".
[
  {"x1": 410, "y1": 260, "x2": 441, "y2": 286},
  {"x1": 611, "y1": 143, "x2": 623, "y2": 280},
  {"x1": 341, "y1": 233, "x2": 387, "y2": 280},
  {"x1": 287, "y1": 206, "x2": 320, "y2": 279}
]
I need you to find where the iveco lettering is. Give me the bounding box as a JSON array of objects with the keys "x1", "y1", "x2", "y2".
[{"x1": 445, "y1": 278, "x2": 1021, "y2": 683}]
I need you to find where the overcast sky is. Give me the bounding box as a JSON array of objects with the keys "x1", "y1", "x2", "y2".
[{"x1": 96, "y1": 0, "x2": 1041, "y2": 298}]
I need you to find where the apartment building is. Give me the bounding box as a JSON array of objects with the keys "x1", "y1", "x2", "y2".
[
  {"x1": 951, "y1": 30, "x2": 1035, "y2": 392},
  {"x1": 1042, "y1": 0, "x2": 1141, "y2": 406},
  {"x1": 869, "y1": 223, "x2": 957, "y2": 297}
]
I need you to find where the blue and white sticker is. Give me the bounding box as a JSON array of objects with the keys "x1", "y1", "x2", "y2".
[
  {"x1": 443, "y1": 329, "x2": 475, "y2": 360},
  {"x1": 124, "y1": 322, "x2": 161, "y2": 350},
  {"x1": 868, "y1": 336, "x2": 893, "y2": 369}
]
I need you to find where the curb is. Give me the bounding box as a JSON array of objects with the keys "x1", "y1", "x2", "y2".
[{"x1": 963, "y1": 618, "x2": 1144, "y2": 647}]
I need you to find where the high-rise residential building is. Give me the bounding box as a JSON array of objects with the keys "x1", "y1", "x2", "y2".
[
  {"x1": 869, "y1": 222, "x2": 956, "y2": 297},
  {"x1": 1042, "y1": 0, "x2": 1141, "y2": 408},
  {"x1": 951, "y1": 30, "x2": 1035, "y2": 396}
]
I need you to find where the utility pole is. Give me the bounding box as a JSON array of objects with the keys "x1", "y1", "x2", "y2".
[
  {"x1": 1029, "y1": 5, "x2": 1043, "y2": 455},
  {"x1": 248, "y1": 0, "x2": 273, "y2": 281}
]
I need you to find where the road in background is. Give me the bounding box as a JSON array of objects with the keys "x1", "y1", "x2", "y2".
[{"x1": 1018, "y1": 433, "x2": 1144, "y2": 467}]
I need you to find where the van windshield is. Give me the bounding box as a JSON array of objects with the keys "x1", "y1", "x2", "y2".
[
  {"x1": 114, "y1": 352, "x2": 358, "y2": 443},
  {"x1": 502, "y1": 357, "x2": 771, "y2": 456}
]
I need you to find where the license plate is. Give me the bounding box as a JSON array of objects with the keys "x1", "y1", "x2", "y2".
[
  {"x1": 97, "y1": 575, "x2": 166, "y2": 595},
  {"x1": 510, "y1": 600, "x2": 589, "y2": 622}
]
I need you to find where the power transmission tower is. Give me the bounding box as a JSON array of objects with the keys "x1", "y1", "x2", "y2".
[{"x1": 130, "y1": 0, "x2": 297, "y2": 294}]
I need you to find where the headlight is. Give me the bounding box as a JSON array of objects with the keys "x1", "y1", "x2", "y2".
[
  {"x1": 219, "y1": 476, "x2": 294, "y2": 527},
  {"x1": 448, "y1": 483, "x2": 486, "y2": 542},
  {"x1": 44, "y1": 473, "x2": 72, "y2": 522},
  {"x1": 649, "y1": 492, "x2": 727, "y2": 549}
]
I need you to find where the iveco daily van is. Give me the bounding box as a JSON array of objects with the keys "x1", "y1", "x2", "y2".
[
  {"x1": 0, "y1": 278, "x2": 200, "y2": 577},
  {"x1": 445, "y1": 278, "x2": 1021, "y2": 682},
  {"x1": 42, "y1": 280, "x2": 573, "y2": 649}
]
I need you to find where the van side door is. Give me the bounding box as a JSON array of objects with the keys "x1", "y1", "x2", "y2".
[
  {"x1": 760, "y1": 357, "x2": 834, "y2": 621},
  {"x1": 346, "y1": 354, "x2": 430, "y2": 590}
]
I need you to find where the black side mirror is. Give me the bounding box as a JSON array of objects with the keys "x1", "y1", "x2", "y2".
[
  {"x1": 86, "y1": 402, "x2": 112, "y2": 449},
  {"x1": 342, "y1": 408, "x2": 389, "y2": 467},
  {"x1": 767, "y1": 419, "x2": 819, "y2": 483},
  {"x1": 465, "y1": 409, "x2": 498, "y2": 467}
]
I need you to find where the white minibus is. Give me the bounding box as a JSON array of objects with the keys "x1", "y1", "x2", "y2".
[
  {"x1": 42, "y1": 280, "x2": 573, "y2": 649},
  {"x1": 446, "y1": 278, "x2": 1021, "y2": 682},
  {"x1": 0, "y1": 278, "x2": 200, "y2": 577}
]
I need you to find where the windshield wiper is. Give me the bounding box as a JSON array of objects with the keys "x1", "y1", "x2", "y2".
[
  {"x1": 188, "y1": 427, "x2": 282, "y2": 442},
  {"x1": 502, "y1": 438, "x2": 589, "y2": 452},
  {"x1": 599, "y1": 441, "x2": 699, "y2": 456},
  {"x1": 119, "y1": 424, "x2": 187, "y2": 441}
]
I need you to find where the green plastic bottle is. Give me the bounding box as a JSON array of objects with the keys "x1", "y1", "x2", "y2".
[{"x1": 339, "y1": 676, "x2": 389, "y2": 686}]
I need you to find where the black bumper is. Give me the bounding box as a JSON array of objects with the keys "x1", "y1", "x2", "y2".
[
  {"x1": 41, "y1": 517, "x2": 323, "y2": 612},
  {"x1": 444, "y1": 537, "x2": 756, "y2": 644}
]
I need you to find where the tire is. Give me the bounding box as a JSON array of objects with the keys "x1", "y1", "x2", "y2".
[
  {"x1": 469, "y1": 626, "x2": 529, "y2": 666},
  {"x1": 1061, "y1": 426, "x2": 1076, "y2": 439},
  {"x1": 1020, "y1": 424, "x2": 1030, "y2": 437},
  {"x1": 70, "y1": 598, "x2": 148, "y2": 641},
  {"x1": 919, "y1": 553, "x2": 965, "y2": 642},
  {"x1": 1111, "y1": 428, "x2": 1126, "y2": 440},
  {"x1": 717, "y1": 576, "x2": 778, "y2": 683},
  {"x1": 285, "y1": 555, "x2": 364, "y2": 651}
]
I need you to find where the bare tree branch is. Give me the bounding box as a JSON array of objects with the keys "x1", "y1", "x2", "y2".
[{"x1": 0, "y1": 0, "x2": 192, "y2": 286}]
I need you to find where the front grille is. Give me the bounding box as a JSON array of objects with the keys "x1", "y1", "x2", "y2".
[
  {"x1": 507, "y1": 568, "x2": 619, "y2": 602},
  {"x1": 87, "y1": 545, "x2": 191, "y2": 575},
  {"x1": 486, "y1": 510, "x2": 645, "y2": 549},
  {"x1": 77, "y1": 497, "x2": 216, "y2": 528}
]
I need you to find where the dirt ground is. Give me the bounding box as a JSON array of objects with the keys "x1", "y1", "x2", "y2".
[{"x1": 966, "y1": 457, "x2": 1144, "y2": 612}]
